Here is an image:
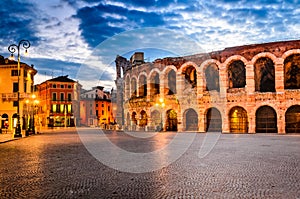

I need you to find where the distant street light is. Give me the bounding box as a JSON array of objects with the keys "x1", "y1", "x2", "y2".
[{"x1": 8, "y1": 40, "x2": 31, "y2": 138}]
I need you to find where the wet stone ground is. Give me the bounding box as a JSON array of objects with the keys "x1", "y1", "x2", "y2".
[{"x1": 0, "y1": 129, "x2": 299, "y2": 198}]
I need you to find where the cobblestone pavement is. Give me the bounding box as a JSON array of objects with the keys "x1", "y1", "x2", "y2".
[{"x1": 0, "y1": 129, "x2": 299, "y2": 198}]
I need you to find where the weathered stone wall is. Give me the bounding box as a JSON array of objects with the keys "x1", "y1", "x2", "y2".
[{"x1": 116, "y1": 40, "x2": 300, "y2": 133}]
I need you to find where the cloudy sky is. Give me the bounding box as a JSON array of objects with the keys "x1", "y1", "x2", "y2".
[{"x1": 0, "y1": 0, "x2": 299, "y2": 90}]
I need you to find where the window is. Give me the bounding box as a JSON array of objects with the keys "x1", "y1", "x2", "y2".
[
  {"x1": 96, "y1": 110, "x2": 98, "y2": 116},
  {"x1": 24, "y1": 70, "x2": 27, "y2": 77},
  {"x1": 53, "y1": 84, "x2": 57, "y2": 88},
  {"x1": 90, "y1": 110, "x2": 93, "y2": 116},
  {"x1": 56, "y1": 104, "x2": 60, "y2": 113},
  {"x1": 96, "y1": 103, "x2": 98, "y2": 107},
  {"x1": 102, "y1": 110, "x2": 104, "y2": 115},
  {"x1": 102, "y1": 103, "x2": 104, "y2": 107},
  {"x1": 11, "y1": 70, "x2": 18, "y2": 76},
  {"x1": 108, "y1": 106, "x2": 110, "y2": 111},
  {"x1": 68, "y1": 85, "x2": 72, "y2": 89},
  {"x1": 67, "y1": 104, "x2": 72, "y2": 113},
  {"x1": 60, "y1": 93, "x2": 64, "y2": 101},
  {"x1": 24, "y1": 82, "x2": 27, "y2": 93},
  {"x1": 13, "y1": 101, "x2": 18, "y2": 107},
  {"x1": 68, "y1": 93, "x2": 72, "y2": 101},
  {"x1": 61, "y1": 84, "x2": 64, "y2": 88},
  {"x1": 13, "y1": 82, "x2": 19, "y2": 92},
  {"x1": 60, "y1": 104, "x2": 64, "y2": 113},
  {"x1": 52, "y1": 93, "x2": 57, "y2": 101}
]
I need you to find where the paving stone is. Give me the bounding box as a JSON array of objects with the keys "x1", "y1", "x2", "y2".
[{"x1": 0, "y1": 130, "x2": 299, "y2": 198}]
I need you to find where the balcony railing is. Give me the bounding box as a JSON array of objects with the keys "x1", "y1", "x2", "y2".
[{"x1": 1, "y1": 93, "x2": 31, "y2": 101}]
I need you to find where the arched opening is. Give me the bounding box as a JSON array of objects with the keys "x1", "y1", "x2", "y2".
[
  {"x1": 285, "y1": 105, "x2": 300, "y2": 133},
  {"x1": 185, "y1": 108, "x2": 198, "y2": 131},
  {"x1": 183, "y1": 66, "x2": 197, "y2": 88},
  {"x1": 139, "y1": 110, "x2": 147, "y2": 127},
  {"x1": 150, "y1": 72, "x2": 160, "y2": 95},
  {"x1": 166, "y1": 109, "x2": 177, "y2": 131},
  {"x1": 256, "y1": 106, "x2": 277, "y2": 133},
  {"x1": 228, "y1": 60, "x2": 246, "y2": 89},
  {"x1": 1, "y1": 113, "x2": 8, "y2": 129},
  {"x1": 206, "y1": 108, "x2": 222, "y2": 132},
  {"x1": 205, "y1": 64, "x2": 220, "y2": 91},
  {"x1": 167, "y1": 70, "x2": 176, "y2": 95},
  {"x1": 131, "y1": 112, "x2": 137, "y2": 125},
  {"x1": 131, "y1": 78, "x2": 137, "y2": 98},
  {"x1": 138, "y1": 75, "x2": 147, "y2": 97},
  {"x1": 254, "y1": 57, "x2": 275, "y2": 92},
  {"x1": 229, "y1": 107, "x2": 248, "y2": 133},
  {"x1": 284, "y1": 54, "x2": 300, "y2": 89},
  {"x1": 12, "y1": 113, "x2": 18, "y2": 128},
  {"x1": 151, "y1": 110, "x2": 161, "y2": 131}
]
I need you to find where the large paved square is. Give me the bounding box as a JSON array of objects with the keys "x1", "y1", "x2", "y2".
[{"x1": 0, "y1": 129, "x2": 299, "y2": 198}]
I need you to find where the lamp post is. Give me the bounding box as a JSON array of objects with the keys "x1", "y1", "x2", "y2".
[
  {"x1": 155, "y1": 98, "x2": 165, "y2": 131},
  {"x1": 8, "y1": 40, "x2": 31, "y2": 138},
  {"x1": 25, "y1": 94, "x2": 39, "y2": 136}
]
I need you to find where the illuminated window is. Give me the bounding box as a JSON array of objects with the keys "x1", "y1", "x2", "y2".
[
  {"x1": 68, "y1": 104, "x2": 72, "y2": 113},
  {"x1": 52, "y1": 104, "x2": 57, "y2": 113},
  {"x1": 60, "y1": 104, "x2": 64, "y2": 113}
]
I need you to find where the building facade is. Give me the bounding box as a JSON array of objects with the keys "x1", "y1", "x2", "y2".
[
  {"x1": 0, "y1": 55, "x2": 37, "y2": 131},
  {"x1": 80, "y1": 86, "x2": 114, "y2": 128},
  {"x1": 36, "y1": 75, "x2": 80, "y2": 127},
  {"x1": 115, "y1": 40, "x2": 300, "y2": 134}
]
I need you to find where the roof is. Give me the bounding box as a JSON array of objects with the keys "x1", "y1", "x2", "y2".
[{"x1": 47, "y1": 75, "x2": 76, "y2": 83}]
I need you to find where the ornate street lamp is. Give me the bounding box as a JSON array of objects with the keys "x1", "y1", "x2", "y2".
[{"x1": 8, "y1": 40, "x2": 31, "y2": 138}]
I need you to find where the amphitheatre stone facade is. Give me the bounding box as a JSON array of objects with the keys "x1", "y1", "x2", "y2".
[{"x1": 115, "y1": 40, "x2": 300, "y2": 134}]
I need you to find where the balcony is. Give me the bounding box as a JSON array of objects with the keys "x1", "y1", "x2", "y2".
[{"x1": 1, "y1": 93, "x2": 31, "y2": 101}]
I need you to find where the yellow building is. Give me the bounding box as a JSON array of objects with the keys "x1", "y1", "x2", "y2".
[{"x1": 0, "y1": 55, "x2": 37, "y2": 132}]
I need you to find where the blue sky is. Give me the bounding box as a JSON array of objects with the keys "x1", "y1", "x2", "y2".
[{"x1": 0, "y1": 0, "x2": 299, "y2": 89}]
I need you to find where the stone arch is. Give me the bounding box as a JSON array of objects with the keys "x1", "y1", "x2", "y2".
[
  {"x1": 130, "y1": 77, "x2": 137, "y2": 98},
  {"x1": 204, "y1": 63, "x2": 220, "y2": 92},
  {"x1": 178, "y1": 61, "x2": 199, "y2": 73},
  {"x1": 138, "y1": 74, "x2": 147, "y2": 97},
  {"x1": 284, "y1": 53, "x2": 300, "y2": 89},
  {"x1": 282, "y1": 49, "x2": 300, "y2": 60},
  {"x1": 256, "y1": 105, "x2": 277, "y2": 133},
  {"x1": 183, "y1": 108, "x2": 198, "y2": 131},
  {"x1": 166, "y1": 109, "x2": 177, "y2": 131},
  {"x1": 229, "y1": 106, "x2": 248, "y2": 133},
  {"x1": 205, "y1": 107, "x2": 222, "y2": 132},
  {"x1": 149, "y1": 69, "x2": 161, "y2": 96},
  {"x1": 254, "y1": 57, "x2": 275, "y2": 92},
  {"x1": 1, "y1": 113, "x2": 8, "y2": 129},
  {"x1": 251, "y1": 52, "x2": 277, "y2": 64},
  {"x1": 180, "y1": 63, "x2": 198, "y2": 89},
  {"x1": 162, "y1": 65, "x2": 177, "y2": 95},
  {"x1": 285, "y1": 105, "x2": 300, "y2": 133},
  {"x1": 223, "y1": 55, "x2": 248, "y2": 67},
  {"x1": 227, "y1": 60, "x2": 246, "y2": 89}
]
